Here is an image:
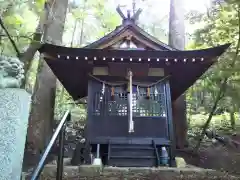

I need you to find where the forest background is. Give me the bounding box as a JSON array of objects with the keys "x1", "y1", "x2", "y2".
[{"x1": 0, "y1": 0, "x2": 239, "y2": 152}]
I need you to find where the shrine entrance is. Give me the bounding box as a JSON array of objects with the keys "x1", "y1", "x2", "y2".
[{"x1": 88, "y1": 72, "x2": 170, "y2": 142}]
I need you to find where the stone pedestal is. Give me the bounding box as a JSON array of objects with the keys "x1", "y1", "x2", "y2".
[{"x1": 0, "y1": 89, "x2": 31, "y2": 180}]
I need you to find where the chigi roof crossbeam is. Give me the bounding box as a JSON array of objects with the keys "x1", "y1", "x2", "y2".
[{"x1": 116, "y1": 5, "x2": 142, "y2": 24}]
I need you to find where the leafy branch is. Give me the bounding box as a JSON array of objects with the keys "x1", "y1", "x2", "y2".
[
  {"x1": 194, "y1": 4, "x2": 240, "y2": 151},
  {"x1": 0, "y1": 16, "x2": 21, "y2": 57},
  {"x1": 0, "y1": 34, "x2": 33, "y2": 41}
]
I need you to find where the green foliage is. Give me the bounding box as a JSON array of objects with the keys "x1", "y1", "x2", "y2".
[
  {"x1": 188, "y1": 112, "x2": 240, "y2": 143},
  {"x1": 66, "y1": 0, "x2": 121, "y2": 46},
  {"x1": 28, "y1": 0, "x2": 46, "y2": 14},
  {"x1": 190, "y1": 113, "x2": 237, "y2": 130},
  {"x1": 4, "y1": 15, "x2": 23, "y2": 25},
  {"x1": 186, "y1": 1, "x2": 240, "y2": 126},
  {"x1": 0, "y1": 1, "x2": 38, "y2": 56},
  {"x1": 54, "y1": 82, "x2": 86, "y2": 121}
]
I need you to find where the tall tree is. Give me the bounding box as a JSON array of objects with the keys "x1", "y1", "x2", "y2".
[
  {"x1": 27, "y1": 0, "x2": 69, "y2": 154},
  {"x1": 168, "y1": 0, "x2": 188, "y2": 149}
]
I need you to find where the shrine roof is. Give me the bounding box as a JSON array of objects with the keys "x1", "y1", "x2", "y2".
[
  {"x1": 38, "y1": 43, "x2": 230, "y2": 101},
  {"x1": 84, "y1": 20, "x2": 175, "y2": 50}
]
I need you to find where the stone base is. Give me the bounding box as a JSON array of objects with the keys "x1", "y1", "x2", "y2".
[
  {"x1": 0, "y1": 89, "x2": 31, "y2": 180},
  {"x1": 40, "y1": 165, "x2": 239, "y2": 180}
]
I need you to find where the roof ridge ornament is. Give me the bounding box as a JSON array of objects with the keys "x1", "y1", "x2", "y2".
[{"x1": 116, "y1": 5, "x2": 142, "y2": 24}]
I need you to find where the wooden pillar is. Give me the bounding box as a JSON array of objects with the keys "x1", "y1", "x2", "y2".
[{"x1": 168, "y1": 0, "x2": 188, "y2": 149}]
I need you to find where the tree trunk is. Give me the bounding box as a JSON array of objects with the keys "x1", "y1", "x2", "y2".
[
  {"x1": 194, "y1": 85, "x2": 225, "y2": 151},
  {"x1": 230, "y1": 104, "x2": 236, "y2": 131},
  {"x1": 27, "y1": 0, "x2": 69, "y2": 154},
  {"x1": 230, "y1": 111, "x2": 236, "y2": 130},
  {"x1": 168, "y1": 0, "x2": 187, "y2": 149},
  {"x1": 71, "y1": 19, "x2": 78, "y2": 47}
]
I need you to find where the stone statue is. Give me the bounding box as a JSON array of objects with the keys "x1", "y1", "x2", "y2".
[
  {"x1": 0, "y1": 55, "x2": 24, "y2": 88},
  {"x1": 0, "y1": 55, "x2": 28, "y2": 180}
]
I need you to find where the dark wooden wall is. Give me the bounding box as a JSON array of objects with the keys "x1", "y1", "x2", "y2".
[
  {"x1": 87, "y1": 116, "x2": 168, "y2": 139},
  {"x1": 86, "y1": 79, "x2": 172, "y2": 144}
]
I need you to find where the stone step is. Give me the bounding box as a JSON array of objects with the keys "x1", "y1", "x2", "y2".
[{"x1": 39, "y1": 165, "x2": 239, "y2": 180}]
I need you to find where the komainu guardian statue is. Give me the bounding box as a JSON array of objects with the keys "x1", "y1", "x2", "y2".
[
  {"x1": 0, "y1": 55, "x2": 24, "y2": 88},
  {"x1": 0, "y1": 55, "x2": 30, "y2": 180}
]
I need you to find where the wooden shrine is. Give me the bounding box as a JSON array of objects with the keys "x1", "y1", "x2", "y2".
[{"x1": 38, "y1": 8, "x2": 230, "y2": 167}]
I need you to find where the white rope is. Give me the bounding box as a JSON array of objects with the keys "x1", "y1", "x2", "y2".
[
  {"x1": 132, "y1": 75, "x2": 170, "y2": 87},
  {"x1": 88, "y1": 73, "x2": 170, "y2": 88},
  {"x1": 88, "y1": 74, "x2": 126, "y2": 86}
]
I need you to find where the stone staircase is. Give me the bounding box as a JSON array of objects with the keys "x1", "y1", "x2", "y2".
[{"x1": 22, "y1": 157, "x2": 240, "y2": 179}]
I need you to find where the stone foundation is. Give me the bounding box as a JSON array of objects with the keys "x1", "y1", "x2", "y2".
[{"x1": 40, "y1": 165, "x2": 239, "y2": 180}]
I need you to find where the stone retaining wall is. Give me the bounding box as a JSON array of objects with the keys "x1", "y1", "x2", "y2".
[{"x1": 40, "y1": 165, "x2": 239, "y2": 180}]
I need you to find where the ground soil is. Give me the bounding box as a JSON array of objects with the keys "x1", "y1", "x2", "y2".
[{"x1": 177, "y1": 134, "x2": 240, "y2": 176}]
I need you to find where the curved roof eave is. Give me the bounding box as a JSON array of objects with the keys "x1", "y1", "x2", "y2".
[{"x1": 39, "y1": 43, "x2": 231, "y2": 59}]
